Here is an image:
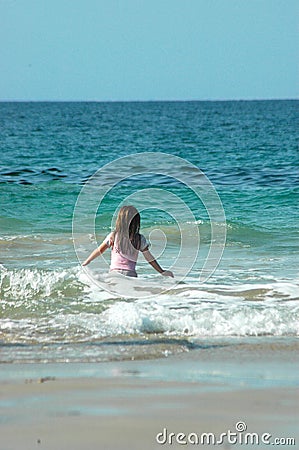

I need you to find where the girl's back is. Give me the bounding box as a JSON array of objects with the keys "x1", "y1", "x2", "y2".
[
  {"x1": 82, "y1": 205, "x2": 173, "y2": 279},
  {"x1": 108, "y1": 230, "x2": 148, "y2": 275}
]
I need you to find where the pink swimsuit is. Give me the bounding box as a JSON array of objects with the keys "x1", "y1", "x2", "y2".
[{"x1": 105, "y1": 232, "x2": 149, "y2": 277}]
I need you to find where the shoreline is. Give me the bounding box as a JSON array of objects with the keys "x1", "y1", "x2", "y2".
[{"x1": 1, "y1": 336, "x2": 298, "y2": 387}]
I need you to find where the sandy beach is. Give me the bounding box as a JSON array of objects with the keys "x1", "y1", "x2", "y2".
[{"x1": 1, "y1": 343, "x2": 298, "y2": 450}]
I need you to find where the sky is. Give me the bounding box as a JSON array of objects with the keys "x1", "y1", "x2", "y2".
[{"x1": 0, "y1": 0, "x2": 298, "y2": 101}]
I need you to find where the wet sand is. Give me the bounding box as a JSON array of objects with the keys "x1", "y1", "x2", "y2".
[
  {"x1": 1, "y1": 346, "x2": 298, "y2": 450},
  {"x1": 0, "y1": 378, "x2": 298, "y2": 450}
]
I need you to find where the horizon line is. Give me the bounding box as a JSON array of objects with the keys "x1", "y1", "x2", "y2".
[{"x1": 0, "y1": 97, "x2": 298, "y2": 103}]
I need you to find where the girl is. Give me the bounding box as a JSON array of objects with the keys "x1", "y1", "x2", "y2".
[{"x1": 82, "y1": 205, "x2": 174, "y2": 278}]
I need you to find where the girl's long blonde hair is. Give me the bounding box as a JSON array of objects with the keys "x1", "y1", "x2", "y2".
[{"x1": 111, "y1": 205, "x2": 141, "y2": 256}]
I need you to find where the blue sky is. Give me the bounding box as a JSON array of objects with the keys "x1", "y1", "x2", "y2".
[{"x1": 0, "y1": 0, "x2": 298, "y2": 101}]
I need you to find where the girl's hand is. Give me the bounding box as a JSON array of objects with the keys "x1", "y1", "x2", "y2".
[{"x1": 162, "y1": 270, "x2": 174, "y2": 278}]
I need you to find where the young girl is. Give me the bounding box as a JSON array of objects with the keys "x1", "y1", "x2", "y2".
[{"x1": 82, "y1": 205, "x2": 174, "y2": 278}]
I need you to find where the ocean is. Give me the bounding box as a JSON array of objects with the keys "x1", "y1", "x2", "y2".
[{"x1": 0, "y1": 100, "x2": 298, "y2": 364}]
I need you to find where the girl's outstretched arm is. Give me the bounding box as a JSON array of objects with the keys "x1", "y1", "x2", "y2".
[
  {"x1": 142, "y1": 247, "x2": 174, "y2": 277},
  {"x1": 82, "y1": 241, "x2": 109, "y2": 266}
]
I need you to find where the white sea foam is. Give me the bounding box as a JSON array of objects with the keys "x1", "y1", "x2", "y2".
[
  {"x1": 1, "y1": 267, "x2": 298, "y2": 346},
  {"x1": 100, "y1": 294, "x2": 299, "y2": 338}
]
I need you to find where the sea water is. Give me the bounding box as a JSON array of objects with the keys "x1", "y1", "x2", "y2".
[{"x1": 0, "y1": 101, "x2": 298, "y2": 363}]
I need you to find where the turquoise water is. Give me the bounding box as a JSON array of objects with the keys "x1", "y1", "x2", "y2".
[{"x1": 0, "y1": 101, "x2": 298, "y2": 362}]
